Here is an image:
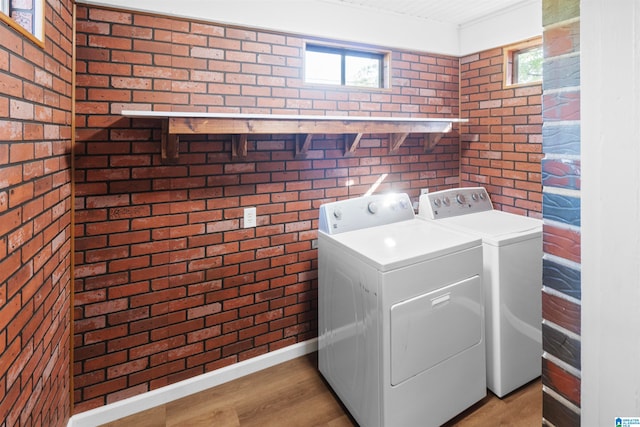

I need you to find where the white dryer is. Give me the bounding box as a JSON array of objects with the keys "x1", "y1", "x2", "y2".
[
  {"x1": 318, "y1": 193, "x2": 486, "y2": 427},
  {"x1": 418, "y1": 187, "x2": 542, "y2": 398}
]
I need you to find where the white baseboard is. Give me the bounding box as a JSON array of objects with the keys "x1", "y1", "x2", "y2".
[{"x1": 68, "y1": 338, "x2": 318, "y2": 427}]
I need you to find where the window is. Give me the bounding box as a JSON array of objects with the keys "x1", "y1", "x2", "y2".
[
  {"x1": 504, "y1": 39, "x2": 542, "y2": 86},
  {"x1": 1, "y1": 0, "x2": 45, "y2": 47},
  {"x1": 304, "y1": 43, "x2": 388, "y2": 89}
]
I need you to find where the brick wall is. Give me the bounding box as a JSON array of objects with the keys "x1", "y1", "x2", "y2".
[
  {"x1": 460, "y1": 45, "x2": 543, "y2": 217},
  {"x1": 541, "y1": 0, "x2": 581, "y2": 425},
  {"x1": 0, "y1": 0, "x2": 74, "y2": 426},
  {"x1": 73, "y1": 6, "x2": 462, "y2": 410}
]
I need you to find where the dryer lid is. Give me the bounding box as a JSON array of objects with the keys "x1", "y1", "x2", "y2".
[{"x1": 330, "y1": 219, "x2": 481, "y2": 271}]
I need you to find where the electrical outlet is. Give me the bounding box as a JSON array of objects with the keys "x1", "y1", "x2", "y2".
[
  {"x1": 244, "y1": 207, "x2": 256, "y2": 228},
  {"x1": 421, "y1": 188, "x2": 429, "y2": 195}
]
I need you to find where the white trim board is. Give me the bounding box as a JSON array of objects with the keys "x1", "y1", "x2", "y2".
[{"x1": 68, "y1": 339, "x2": 318, "y2": 427}]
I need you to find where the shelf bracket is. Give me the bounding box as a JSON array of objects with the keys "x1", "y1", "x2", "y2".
[
  {"x1": 295, "y1": 134, "x2": 313, "y2": 159},
  {"x1": 161, "y1": 119, "x2": 180, "y2": 164},
  {"x1": 423, "y1": 122, "x2": 452, "y2": 152},
  {"x1": 389, "y1": 133, "x2": 410, "y2": 153},
  {"x1": 424, "y1": 133, "x2": 445, "y2": 152},
  {"x1": 232, "y1": 134, "x2": 248, "y2": 159},
  {"x1": 344, "y1": 133, "x2": 363, "y2": 156}
]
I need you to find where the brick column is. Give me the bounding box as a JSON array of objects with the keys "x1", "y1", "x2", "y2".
[{"x1": 541, "y1": 1, "x2": 581, "y2": 425}]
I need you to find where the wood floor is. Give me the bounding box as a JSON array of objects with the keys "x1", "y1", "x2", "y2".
[{"x1": 100, "y1": 353, "x2": 541, "y2": 427}]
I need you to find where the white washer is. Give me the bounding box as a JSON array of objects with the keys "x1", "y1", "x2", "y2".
[
  {"x1": 318, "y1": 193, "x2": 486, "y2": 427},
  {"x1": 418, "y1": 187, "x2": 542, "y2": 398}
]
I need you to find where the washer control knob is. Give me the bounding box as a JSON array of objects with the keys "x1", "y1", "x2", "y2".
[
  {"x1": 456, "y1": 194, "x2": 466, "y2": 204},
  {"x1": 471, "y1": 193, "x2": 479, "y2": 201},
  {"x1": 399, "y1": 199, "x2": 410, "y2": 210},
  {"x1": 333, "y1": 208, "x2": 342, "y2": 219},
  {"x1": 442, "y1": 197, "x2": 450, "y2": 206},
  {"x1": 479, "y1": 192, "x2": 486, "y2": 200},
  {"x1": 367, "y1": 202, "x2": 378, "y2": 214},
  {"x1": 433, "y1": 198, "x2": 441, "y2": 208}
]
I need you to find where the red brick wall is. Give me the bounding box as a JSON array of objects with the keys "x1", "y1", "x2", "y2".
[
  {"x1": 73, "y1": 6, "x2": 462, "y2": 410},
  {"x1": 459, "y1": 44, "x2": 543, "y2": 217},
  {"x1": 0, "y1": 0, "x2": 74, "y2": 426}
]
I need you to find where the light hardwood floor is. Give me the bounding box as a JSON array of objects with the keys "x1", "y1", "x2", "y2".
[{"x1": 100, "y1": 353, "x2": 541, "y2": 427}]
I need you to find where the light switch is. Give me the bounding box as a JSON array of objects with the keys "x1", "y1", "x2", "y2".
[{"x1": 244, "y1": 207, "x2": 256, "y2": 228}]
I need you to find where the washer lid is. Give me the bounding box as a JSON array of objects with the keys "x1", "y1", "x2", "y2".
[
  {"x1": 436, "y1": 210, "x2": 542, "y2": 245},
  {"x1": 329, "y1": 218, "x2": 481, "y2": 271}
]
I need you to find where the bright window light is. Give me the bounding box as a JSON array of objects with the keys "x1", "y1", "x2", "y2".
[
  {"x1": 305, "y1": 50, "x2": 342, "y2": 85},
  {"x1": 504, "y1": 39, "x2": 543, "y2": 87},
  {"x1": 304, "y1": 43, "x2": 387, "y2": 89}
]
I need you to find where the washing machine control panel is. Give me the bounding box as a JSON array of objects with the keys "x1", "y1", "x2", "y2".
[
  {"x1": 418, "y1": 187, "x2": 493, "y2": 219},
  {"x1": 319, "y1": 193, "x2": 414, "y2": 234}
]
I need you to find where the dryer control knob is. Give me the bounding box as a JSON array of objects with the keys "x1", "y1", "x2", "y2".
[
  {"x1": 367, "y1": 202, "x2": 378, "y2": 214},
  {"x1": 433, "y1": 198, "x2": 441, "y2": 208},
  {"x1": 471, "y1": 193, "x2": 479, "y2": 201},
  {"x1": 399, "y1": 199, "x2": 410, "y2": 210},
  {"x1": 333, "y1": 208, "x2": 342, "y2": 219},
  {"x1": 479, "y1": 192, "x2": 486, "y2": 200},
  {"x1": 456, "y1": 194, "x2": 466, "y2": 204},
  {"x1": 442, "y1": 197, "x2": 450, "y2": 206}
]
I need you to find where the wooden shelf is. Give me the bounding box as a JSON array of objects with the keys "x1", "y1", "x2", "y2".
[{"x1": 120, "y1": 111, "x2": 467, "y2": 163}]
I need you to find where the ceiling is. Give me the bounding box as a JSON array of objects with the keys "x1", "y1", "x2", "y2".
[
  {"x1": 319, "y1": 0, "x2": 533, "y2": 26},
  {"x1": 78, "y1": 0, "x2": 541, "y2": 55}
]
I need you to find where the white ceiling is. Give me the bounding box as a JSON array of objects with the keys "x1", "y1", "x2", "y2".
[
  {"x1": 78, "y1": 0, "x2": 541, "y2": 55},
  {"x1": 319, "y1": 0, "x2": 533, "y2": 26}
]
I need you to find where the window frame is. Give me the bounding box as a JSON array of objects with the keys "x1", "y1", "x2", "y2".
[
  {"x1": 0, "y1": 0, "x2": 45, "y2": 48},
  {"x1": 503, "y1": 37, "x2": 542, "y2": 87},
  {"x1": 303, "y1": 42, "x2": 390, "y2": 90}
]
